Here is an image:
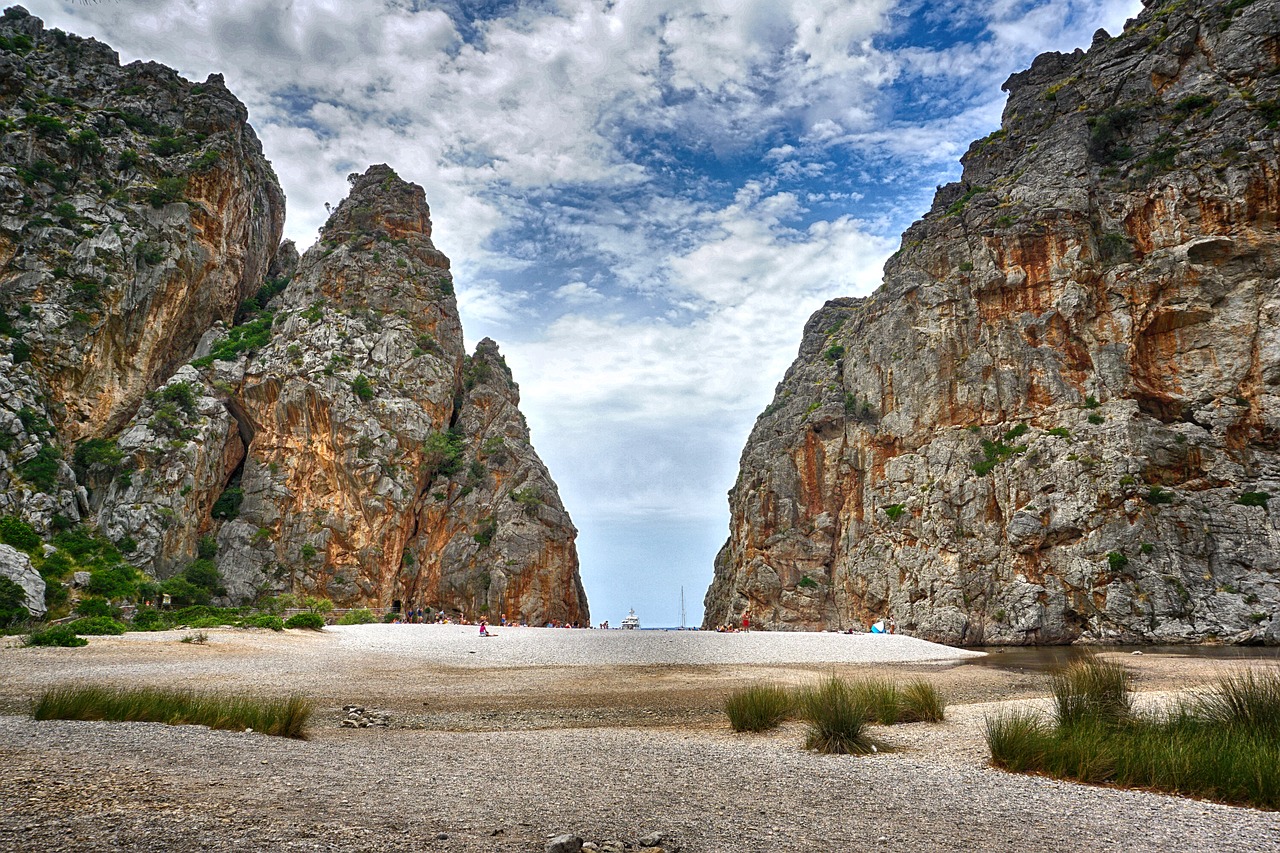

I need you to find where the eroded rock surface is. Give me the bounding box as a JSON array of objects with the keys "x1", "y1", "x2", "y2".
[
  {"x1": 705, "y1": 0, "x2": 1280, "y2": 644},
  {"x1": 0, "y1": 11, "x2": 586, "y2": 624},
  {"x1": 97, "y1": 166, "x2": 588, "y2": 624},
  {"x1": 0, "y1": 6, "x2": 284, "y2": 531}
]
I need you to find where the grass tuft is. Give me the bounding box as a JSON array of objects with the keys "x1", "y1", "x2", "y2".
[
  {"x1": 723, "y1": 684, "x2": 794, "y2": 732},
  {"x1": 900, "y1": 678, "x2": 947, "y2": 723},
  {"x1": 986, "y1": 664, "x2": 1280, "y2": 809},
  {"x1": 1051, "y1": 657, "x2": 1131, "y2": 728},
  {"x1": 797, "y1": 675, "x2": 881, "y2": 754},
  {"x1": 32, "y1": 685, "x2": 313, "y2": 739},
  {"x1": 985, "y1": 710, "x2": 1050, "y2": 773}
]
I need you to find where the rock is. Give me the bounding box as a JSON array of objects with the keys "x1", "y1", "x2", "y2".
[
  {"x1": 546, "y1": 834, "x2": 584, "y2": 853},
  {"x1": 0, "y1": 544, "x2": 44, "y2": 617},
  {"x1": 1265, "y1": 618, "x2": 1280, "y2": 647},
  {"x1": 72, "y1": 571, "x2": 91, "y2": 588},
  {"x1": 0, "y1": 8, "x2": 588, "y2": 625},
  {"x1": 705, "y1": 0, "x2": 1280, "y2": 645},
  {"x1": 639, "y1": 832, "x2": 668, "y2": 848}
]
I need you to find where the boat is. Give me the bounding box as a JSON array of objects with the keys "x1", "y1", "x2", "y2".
[{"x1": 620, "y1": 608, "x2": 640, "y2": 630}]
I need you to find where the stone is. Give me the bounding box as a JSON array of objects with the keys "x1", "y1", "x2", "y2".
[
  {"x1": 546, "y1": 834, "x2": 584, "y2": 853},
  {"x1": 0, "y1": 544, "x2": 44, "y2": 617},
  {"x1": 72, "y1": 572, "x2": 91, "y2": 588},
  {"x1": 704, "y1": 0, "x2": 1280, "y2": 645}
]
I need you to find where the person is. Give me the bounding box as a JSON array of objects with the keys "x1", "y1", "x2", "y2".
[
  {"x1": 888, "y1": 617, "x2": 897, "y2": 634},
  {"x1": 479, "y1": 620, "x2": 490, "y2": 637},
  {"x1": 741, "y1": 613, "x2": 750, "y2": 631}
]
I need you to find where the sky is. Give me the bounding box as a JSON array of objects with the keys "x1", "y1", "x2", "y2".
[{"x1": 26, "y1": 0, "x2": 1144, "y2": 627}]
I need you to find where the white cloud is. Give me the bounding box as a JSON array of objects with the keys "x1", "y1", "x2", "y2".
[{"x1": 553, "y1": 282, "x2": 606, "y2": 304}]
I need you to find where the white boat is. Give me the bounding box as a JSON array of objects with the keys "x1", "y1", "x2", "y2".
[{"x1": 620, "y1": 608, "x2": 640, "y2": 630}]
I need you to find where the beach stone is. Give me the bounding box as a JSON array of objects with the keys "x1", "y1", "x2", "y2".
[{"x1": 546, "y1": 834, "x2": 583, "y2": 853}]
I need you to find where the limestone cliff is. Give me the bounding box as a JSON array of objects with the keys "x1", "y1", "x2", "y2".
[
  {"x1": 96, "y1": 166, "x2": 588, "y2": 625},
  {"x1": 706, "y1": 0, "x2": 1280, "y2": 644},
  {"x1": 0, "y1": 11, "x2": 587, "y2": 624},
  {"x1": 0, "y1": 6, "x2": 284, "y2": 531}
]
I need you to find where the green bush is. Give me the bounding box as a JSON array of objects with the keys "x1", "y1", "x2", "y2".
[
  {"x1": 18, "y1": 445, "x2": 61, "y2": 491},
  {"x1": 336, "y1": 608, "x2": 376, "y2": 626},
  {"x1": 883, "y1": 504, "x2": 906, "y2": 521},
  {"x1": 87, "y1": 562, "x2": 141, "y2": 600},
  {"x1": 0, "y1": 516, "x2": 41, "y2": 552},
  {"x1": 129, "y1": 607, "x2": 169, "y2": 631},
  {"x1": 160, "y1": 575, "x2": 210, "y2": 608},
  {"x1": 724, "y1": 684, "x2": 794, "y2": 732},
  {"x1": 240, "y1": 614, "x2": 284, "y2": 631},
  {"x1": 0, "y1": 576, "x2": 29, "y2": 627},
  {"x1": 72, "y1": 438, "x2": 126, "y2": 476},
  {"x1": 1237, "y1": 492, "x2": 1271, "y2": 508},
  {"x1": 211, "y1": 486, "x2": 243, "y2": 520},
  {"x1": 32, "y1": 685, "x2": 312, "y2": 739},
  {"x1": 284, "y1": 612, "x2": 326, "y2": 630},
  {"x1": 351, "y1": 374, "x2": 375, "y2": 401},
  {"x1": 182, "y1": 559, "x2": 224, "y2": 597},
  {"x1": 146, "y1": 176, "x2": 188, "y2": 208},
  {"x1": 67, "y1": 616, "x2": 127, "y2": 636},
  {"x1": 75, "y1": 597, "x2": 114, "y2": 619},
  {"x1": 25, "y1": 624, "x2": 87, "y2": 647}
]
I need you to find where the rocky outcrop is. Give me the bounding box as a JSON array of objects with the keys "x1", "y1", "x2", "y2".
[
  {"x1": 0, "y1": 6, "x2": 284, "y2": 531},
  {"x1": 0, "y1": 543, "x2": 43, "y2": 616},
  {"x1": 706, "y1": 0, "x2": 1280, "y2": 644},
  {"x1": 96, "y1": 166, "x2": 588, "y2": 625},
  {"x1": 0, "y1": 11, "x2": 586, "y2": 624}
]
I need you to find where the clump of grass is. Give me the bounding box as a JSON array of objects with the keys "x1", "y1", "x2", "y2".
[
  {"x1": 845, "y1": 677, "x2": 947, "y2": 724},
  {"x1": 32, "y1": 685, "x2": 313, "y2": 739},
  {"x1": 900, "y1": 679, "x2": 946, "y2": 723},
  {"x1": 1196, "y1": 669, "x2": 1280, "y2": 739},
  {"x1": 850, "y1": 677, "x2": 903, "y2": 725},
  {"x1": 986, "y1": 664, "x2": 1280, "y2": 808},
  {"x1": 723, "y1": 684, "x2": 794, "y2": 732},
  {"x1": 180, "y1": 630, "x2": 208, "y2": 644},
  {"x1": 986, "y1": 710, "x2": 1050, "y2": 773},
  {"x1": 797, "y1": 675, "x2": 880, "y2": 754},
  {"x1": 1051, "y1": 657, "x2": 1131, "y2": 727}
]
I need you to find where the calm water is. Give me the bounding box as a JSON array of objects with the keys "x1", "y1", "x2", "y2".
[{"x1": 964, "y1": 644, "x2": 1280, "y2": 673}]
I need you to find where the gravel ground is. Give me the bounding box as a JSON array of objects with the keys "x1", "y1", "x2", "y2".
[{"x1": 2, "y1": 627, "x2": 1278, "y2": 852}]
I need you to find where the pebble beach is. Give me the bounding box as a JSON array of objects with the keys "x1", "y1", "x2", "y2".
[{"x1": 2, "y1": 625, "x2": 1278, "y2": 852}]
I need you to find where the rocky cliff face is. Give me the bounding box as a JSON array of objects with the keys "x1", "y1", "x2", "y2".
[
  {"x1": 95, "y1": 166, "x2": 589, "y2": 625},
  {"x1": 705, "y1": 0, "x2": 1280, "y2": 645},
  {"x1": 0, "y1": 10, "x2": 587, "y2": 624},
  {"x1": 0, "y1": 6, "x2": 284, "y2": 532}
]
